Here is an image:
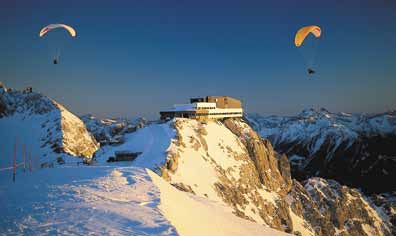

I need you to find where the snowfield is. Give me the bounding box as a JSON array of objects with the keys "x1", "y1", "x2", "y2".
[
  {"x1": 0, "y1": 166, "x2": 176, "y2": 236},
  {"x1": 0, "y1": 120, "x2": 290, "y2": 236}
]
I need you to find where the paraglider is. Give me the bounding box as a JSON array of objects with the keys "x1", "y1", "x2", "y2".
[
  {"x1": 294, "y1": 25, "x2": 321, "y2": 76},
  {"x1": 39, "y1": 24, "x2": 76, "y2": 64}
]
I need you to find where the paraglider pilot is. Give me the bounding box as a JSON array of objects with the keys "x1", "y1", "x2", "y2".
[
  {"x1": 53, "y1": 58, "x2": 58, "y2": 64},
  {"x1": 307, "y1": 68, "x2": 315, "y2": 75}
]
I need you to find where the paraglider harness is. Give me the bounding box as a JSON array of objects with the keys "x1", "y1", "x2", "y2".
[{"x1": 307, "y1": 68, "x2": 315, "y2": 75}]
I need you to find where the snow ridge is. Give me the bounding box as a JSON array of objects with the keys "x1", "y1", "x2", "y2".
[{"x1": 0, "y1": 85, "x2": 99, "y2": 168}]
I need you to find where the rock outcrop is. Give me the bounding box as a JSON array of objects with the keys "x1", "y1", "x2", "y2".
[
  {"x1": 290, "y1": 178, "x2": 393, "y2": 236},
  {"x1": 370, "y1": 192, "x2": 396, "y2": 235}
]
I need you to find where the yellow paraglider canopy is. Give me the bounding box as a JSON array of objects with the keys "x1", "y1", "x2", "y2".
[
  {"x1": 39, "y1": 24, "x2": 76, "y2": 37},
  {"x1": 294, "y1": 25, "x2": 321, "y2": 47}
]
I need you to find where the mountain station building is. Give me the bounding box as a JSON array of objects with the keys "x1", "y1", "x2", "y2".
[{"x1": 160, "y1": 96, "x2": 243, "y2": 120}]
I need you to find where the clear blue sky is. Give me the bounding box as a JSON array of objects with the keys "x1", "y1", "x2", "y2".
[{"x1": 1, "y1": 0, "x2": 395, "y2": 118}]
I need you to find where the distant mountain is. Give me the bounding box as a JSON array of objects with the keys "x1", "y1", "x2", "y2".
[
  {"x1": 247, "y1": 108, "x2": 396, "y2": 193},
  {"x1": 0, "y1": 82, "x2": 99, "y2": 167},
  {"x1": 80, "y1": 114, "x2": 147, "y2": 146}
]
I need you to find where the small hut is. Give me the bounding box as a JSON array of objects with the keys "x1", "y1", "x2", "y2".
[{"x1": 114, "y1": 151, "x2": 142, "y2": 162}]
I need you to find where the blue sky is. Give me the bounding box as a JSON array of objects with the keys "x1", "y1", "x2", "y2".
[{"x1": 1, "y1": 0, "x2": 396, "y2": 118}]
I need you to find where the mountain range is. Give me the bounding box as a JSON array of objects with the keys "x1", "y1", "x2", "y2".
[
  {"x1": 247, "y1": 108, "x2": 396, "y2": 193},
  {"x1": 0, "y1": 83, "x2": 394, "y2": 236}
]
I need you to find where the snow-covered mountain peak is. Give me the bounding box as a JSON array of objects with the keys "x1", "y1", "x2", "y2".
[
  {"x1": 298, "y1": 107, "x2": 332, "y2": 118},
  {"x1": 0, "y1": 85, "x2": 99, "y2": 166},
  {"x1": 153, "y1": 118, "x2": 391, "y2": 236}
]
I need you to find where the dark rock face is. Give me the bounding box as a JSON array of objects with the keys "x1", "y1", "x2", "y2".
[
  {"x1": 0, "y1": 97, "x2": 6, "y2": 115},
  {"x1": 273, "y1": 134, "x2": 396, "y2": 194}
]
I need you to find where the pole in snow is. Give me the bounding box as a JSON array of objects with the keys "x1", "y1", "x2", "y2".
[
  {"x1": 22, "y1": 144, "x2": 26, "y2": 173},
  {"x1": 28, "y1": 146, "x2": 32, "y2": 173},
  {"x1": 13, "y1": 140, "x2": 17, "y2": 183}
]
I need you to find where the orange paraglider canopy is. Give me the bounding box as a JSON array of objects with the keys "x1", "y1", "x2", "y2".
[{"x1": 294, "y1": 25, "x2": 321, "y2": 47}]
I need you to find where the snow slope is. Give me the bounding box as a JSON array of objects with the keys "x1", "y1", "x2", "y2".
[
  {"x1": 0, "y1": 166, "x2": 176, "y2": 236},
  {"x1": 147, "y1": 169, "x2": 290, "y2": 236},
  {"x1": 0, "y1": 163, "x2": 290, "y2": 236},
  {"x1": 0, "y1": 113, "x2": 55, "y2": 168}
]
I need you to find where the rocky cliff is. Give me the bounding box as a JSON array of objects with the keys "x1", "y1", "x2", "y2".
[{"x1": 159, "y1": 118, "x2": 392, "y2": 236}]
